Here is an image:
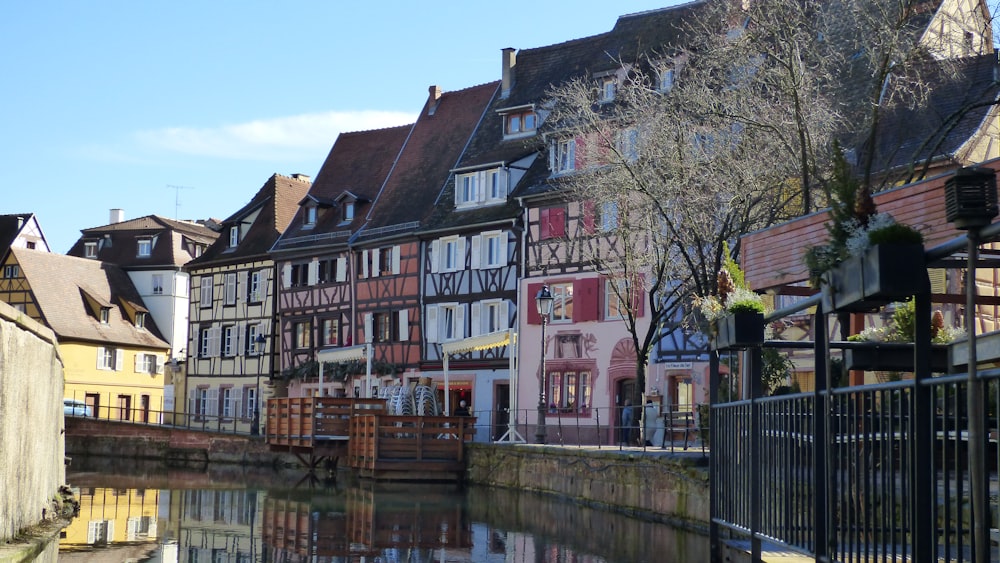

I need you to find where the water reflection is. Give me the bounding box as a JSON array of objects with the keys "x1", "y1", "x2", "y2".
[{"x1": 57, "y1": 457, "x2": 708, "y2": 562}]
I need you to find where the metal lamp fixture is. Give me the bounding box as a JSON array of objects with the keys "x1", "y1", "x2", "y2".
[
  {"x1": 535, "y1": 285, "x2": 554, "y2": 444},
  {"x1": 944, "y1": 167, "x2": 998, "y2": 230}
]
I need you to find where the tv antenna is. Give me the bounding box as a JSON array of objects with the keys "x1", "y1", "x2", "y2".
[{"x1": 167, "y1": 185, "x2": 194, "y2": 219}]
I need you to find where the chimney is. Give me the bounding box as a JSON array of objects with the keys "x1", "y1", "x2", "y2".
[
  {"x1": 427, "y1": 85, "x2": 442, "y2": 116},
  {"x1": 110, "y1": 209, "x2": 124, "y2": 224},
  {"x1": 501, "y1": 47, "x2": 516, "y2": 99},
  {"x1": 291, "y1": 173, "x2": 311, "y2": 182}
]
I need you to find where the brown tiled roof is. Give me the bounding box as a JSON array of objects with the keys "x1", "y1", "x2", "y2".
[
  {"x1": 11, "y1": 248, "x2": 169, "y2": 348},
  {"x1": 188, "y1": 174, "x2": 311, "y2": 266},
  {"x1": 68, "y1": 215, "x2": 219, "y2": 267},
  {"x1": 360, "y1": 81, "x2": 500, "y2": 237},
  {"x1": 272, "y1": 125, "x2": 412, "y2": 254}
]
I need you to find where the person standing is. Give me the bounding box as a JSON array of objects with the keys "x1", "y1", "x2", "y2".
[
  {"x1": 454, "y1": 400, "x2": 470, "y2": 416},
  {"x1": 621, "y1": 399, "x2": 634, "y2": 445}
]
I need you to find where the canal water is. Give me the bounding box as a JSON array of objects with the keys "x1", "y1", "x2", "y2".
[{"x1": 47, "y1": 456, "x2": 708, "y2": 562}]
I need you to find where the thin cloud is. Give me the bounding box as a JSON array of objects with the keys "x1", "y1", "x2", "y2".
[{"x1": 134, "y1": 110, "x2": 415, "y2": 160}]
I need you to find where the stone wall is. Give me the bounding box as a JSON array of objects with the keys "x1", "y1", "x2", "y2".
[
  {"x1": 465, "y1": 444, "x2": 710, "y2": 532},
  {"x1": 0, "y1": 302, "x2": 65, "y2": 542}
]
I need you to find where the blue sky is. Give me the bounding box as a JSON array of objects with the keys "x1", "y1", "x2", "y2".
[{"x1": 2, "y1": 1, "x2": 684, "y2": 253}]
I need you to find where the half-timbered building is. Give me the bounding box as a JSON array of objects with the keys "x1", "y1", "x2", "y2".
[
  {"x1": 184, "y1": 173, "x2": 310, "y2": 433},
  {"x1": 350, "y1": 83, "x2": 498, "y2": 403},
  {"x1": 270, "y1": 125, "x2": 411, "y2": 398}
]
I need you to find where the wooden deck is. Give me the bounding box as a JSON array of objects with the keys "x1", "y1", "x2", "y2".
[{"x1": 266, "y1": 397, "x2": 476, "y2": 480}]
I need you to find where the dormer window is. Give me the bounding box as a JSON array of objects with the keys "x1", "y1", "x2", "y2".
[
  {"x1": 455, "y1": 168, "x2": 508, "y2": 208},
  {"x1": 304, "y1": 206, "x2": 318, "y2": 228},
  {"x1": 84, "y1": 241, "x2": 97, "y2": 258},
  {"x1": 135, "y1": 312, "x2": 146, "y2": 329},
  {"x1": 552, "y1": 139, "x2": 576, "y2": 174},
  {"x1": 100, "y1": 307, "x2": 110, "y2": 324},
  {"x1": 599, "y1": 77, "x2": 616, "y2": 102},
  {"x1": 137, "y1": 239, "x2": 152, "y2": 257},
  {"x1": 228, "y1": 226, "x2": 239, "y2": 247},
  {"x1": 343, "y1": 202, "x2": 355, "y2": 222},
  {"x1": 502, "y1": 108, "x2": 537, "y2": 138}
]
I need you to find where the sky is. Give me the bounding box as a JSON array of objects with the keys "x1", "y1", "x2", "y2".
[{"x1": 1, "y1": 1, "x2": 687, "y2": 254}]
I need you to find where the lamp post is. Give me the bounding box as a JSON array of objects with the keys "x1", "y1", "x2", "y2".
[
  {"x1": 252, "y1": 334, "x2": 266, "y2": 436},
  {"x1": 535, "y1": 285, "x2": 554, "y2": 444}
]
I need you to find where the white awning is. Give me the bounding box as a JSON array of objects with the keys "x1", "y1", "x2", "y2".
[
  {"x1": 316, "y1": 344, "x2": 368, "y2": 363},
  {"x1": 441, "y1": 330, "x2": 512, "y2": 355}
]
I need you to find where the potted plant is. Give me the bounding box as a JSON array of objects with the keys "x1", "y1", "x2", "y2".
[
  {"x1": 843, "y1": 302, "x2": 958, "y2": 373},
  {"x1": 697, "y1": 245, "x2": 766, "y2": 350},
  {"x1": 804, "y1": 147, "x2": 929, "y2": 313}
]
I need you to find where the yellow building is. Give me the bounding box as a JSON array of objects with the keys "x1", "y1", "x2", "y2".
[{"x1": 0, "y1": 248, "x2": 169, "y2": 419}]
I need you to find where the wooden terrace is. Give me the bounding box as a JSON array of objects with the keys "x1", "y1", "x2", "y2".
[{"x1": 265, "y1": 397, "x2": 476, "y2": 481}]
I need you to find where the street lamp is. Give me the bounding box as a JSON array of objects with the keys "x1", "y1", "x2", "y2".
[
  {"x1": 252, "y1": 334, "x2": 266, "y2": 436},
  {"x1": 535, "y1": 285, "x2": 554, "y2": 444}
]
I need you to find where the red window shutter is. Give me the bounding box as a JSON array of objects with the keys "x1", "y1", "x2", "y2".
[
  {"x1": 574, "y1": 278, "x2": 601, "y2": 322},
  {"x1": 551, "y1": 207, "x2": 566, "y2": 238},
  {"x1": 582, "y1": 201, "x2": 595, "y2": 234},
  {"x1": 526, "y1": 282, "x2": 543, "y2": 325},
  {"x1": 539, "y1": 208, "x2": 552, "y2": 240}
]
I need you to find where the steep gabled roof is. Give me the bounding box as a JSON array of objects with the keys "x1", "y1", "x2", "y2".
[
  {"x1": 870, "y1": 53, "x2": 1000, "y2": 179},
  {"x1": 272, "y1": 125, "x2": 412, "y2": 254},
  {"x1": 358, "y1": 82, "x2": 500, "y2": 239},
  {"x1": 189, "y1": 173, "x2": 311, "y2": 266},
  {"x1": 0, "y1": 213, "x2": 49, "y2": 257},
  {"x1": 68, "y1": 215, "x2": 219, "y2": 268},
  {"x1": 11, "y1": 248, "x2": 169, "y2": 348}
]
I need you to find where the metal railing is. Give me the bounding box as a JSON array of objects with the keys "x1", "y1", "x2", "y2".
[{"x1": 63, "y1": 391, "x2": 258, "y2": 437}]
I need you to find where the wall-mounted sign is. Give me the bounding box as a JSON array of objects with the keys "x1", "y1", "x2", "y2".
[{"x1": 662, "y1": 362, "x2": 693, "y2": 370}]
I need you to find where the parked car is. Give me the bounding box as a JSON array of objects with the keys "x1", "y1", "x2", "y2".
[{"x1": 64, "y1": 398, "x2": 91, "y2": 417}]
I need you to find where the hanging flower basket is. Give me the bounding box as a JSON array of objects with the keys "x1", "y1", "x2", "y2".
[
  {"x1": 843, "y1": 343, "x2": 948, "y2": 373},
  {"x1": 714, "y1": 311, "x2": 765, "y2": 350},
  {"x1": 821, "y1": 243, "x2": 929, "y2": 313}
]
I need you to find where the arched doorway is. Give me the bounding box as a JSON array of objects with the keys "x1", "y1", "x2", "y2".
[{"x1": 609, "y1": 339, "x2": 637, "y2": 444}]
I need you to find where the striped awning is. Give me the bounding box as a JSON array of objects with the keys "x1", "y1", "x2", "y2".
[
  {"x1": 441, "y1": 330, "x2": 512, "y2": 355},
  {"x1": 316, "y1": 344, "x2": 368, "y2": 363}
]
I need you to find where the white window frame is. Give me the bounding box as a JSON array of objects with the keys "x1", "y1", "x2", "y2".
[
  {"x1": 551, "y1": 282, "x2": 574, "y2": 323},
  {"x1": 554, "y1": 139, "x2": 576, "y2": 173},
  {"x1": 456, "y1": 173, "x2": 478, "y2": 207},
  {"x1": 2, "y1": 265, "x2": 18, "y2": 278},
  {"x1": 343, "y1": 202, "x2": 355, "y2": 222},
  {"x1": 483, "y1": 231, "x2": 504, "y2": 268},
  {"x1": 599, "y1": 77, "x2": 616, "y2": 102},
  {"x1": 224, "y1": 273, "x2": 237, "y2": 305},
  {"x1": 247, "y1": 323, "x2": 262, "y2": 355},
  {"x1": 84, "y1": 242, "x2": 97, "y2": 258},
  {"x1": 137, "y1": 239, "x2": 152, "y2": 257},
  {"x1": 304, "y1": 205, "x2": 317, "y2": 227},
  {"x1": 223, "y1": 325, "x2": 237, "y2": 357},
  {"x1": 135, "y1": 312, "x2": 146, "y2": 329},
  {"x1": 440, "y1": 303, "x2": 465, "y2": 342},
  {"x1": 200, "y1": 277, "x2": 212, "y2": 307},
  {"x1": 485, "y1": 169, "x2": 505, "y2": 202},
  {"x1": 605, "y1": 278, "x2": 628, "y2": 320},
  {"x1": 249, "y1": 270, "x2": 263, "y2": 302},
  {"x1": 152, "y1": 274, "x2": 164, "y2": 295},
  {"x1": 440, "y1": 236, "x2": 463, "y2": 272},
  {"x1": 472, "y1": 299, "x2": 508, "y2": 335},
  {"x1": 229, "y1": 226, "x2": 239, "y2": 247}
]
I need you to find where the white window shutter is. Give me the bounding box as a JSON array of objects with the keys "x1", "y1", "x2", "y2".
[
  {"x1": 155, "y1": 356, "x2": 164, "y2": 374},
  {"x1": 470, "y1": 236, "x2": 482, "y2": 270},
  {"x1": 336, "y1": 257, "x2": 347, "y2": 282},
  {"x1": 97, "y1": 347, "x2": 106, "y2": 370},
  {"x1": 392, "y1": 246, "x2": 401, "y2": 275},
  {"x1": 308, "y1": 259, "x2": 318, "y2": 286},
  {"x1": 237, "y1": 271, "x2": 247, "y2": 302},
  {"x1": 236, "y1": 324, "x2": 245, "y2": 357},
  {"x1": 499, "y1": 169, "x2": 509, "y2": 198},
  {"x1": 457, "y1": 237, "x2": 467, "y2": 270},
  {"x1": 456, "y1": 304, "x2": 466, "y2": 340},
  {"x1": 500, "y1": 300, "x2": 510, "y2": 330},
  {"x1": 188, "y1": 389, "x2": 196, "y2": 415},
  {"x1": 115, "y1": 349, "x2": 124, "y2": 371},
  {"x1": 430, "y1": 240, "x2": 440, "y2": 273},
  {"x1": 372, "y1": 249, "x2": 381, "y2": 278},
  {"x1": 398, "y1": 309, "x2": 409, "y2": 341},
  {"x1": 364, "y1": 313, "x2": 373, "y2": 343},
  {"x1": 361, "y1": 250, "x2": 369, "y2": 278},
  {"x1": 426, "y1": 305, "x2": 438, "y2": 343},
  {"x1": 208, "y1": 388, "x2": 219, "y2": 417},
  {"x1": 477, "y1": 171, "x2": 487, "y2": 203},
  {"x1": 134, "y1": 353, "x2": 142, "y2": 372},
  {"x1": 233, "y1": 396, "x2": 242, "y2": 420},
  {"x1": 211, "y1": 327, "x2": 222, "y2": 357},
  {"x1": 281, "y1": 264, "x2": 292, "y2": 288},
  {"x1": 471, "y1": 302, "x2": 482, "y2": 336}
]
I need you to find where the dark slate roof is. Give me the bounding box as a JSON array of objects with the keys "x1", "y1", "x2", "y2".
[
  {"x1": 11, "y1": 247, "x2": 169, "y2": 348},
  {"x1": 868, "y1": 53, "x2": 1000, "y2": 177},
  {"x1": 358, "y1": 81, "x2": 500, "y2": 239},
  {"x1": 68, "y1": 215, "x2": 220, "y2": 268},
  {"x1": 502, "y1": 3, "x2": 707, "y2": 110},
  {"x1": 272, "y1": 125, "x2": 412, "y2": 254},
  {"x1": 188, "y1": 174, "x2": 311, "y2": 267}
]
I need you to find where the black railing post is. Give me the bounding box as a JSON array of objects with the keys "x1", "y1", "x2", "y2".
[
  {"x1": 709, "y1": 349, "x2": 721, "y2": 561},
  {"x1": 814, "y1": 308, "x2": 830, "y2": 561},
  {"x1": 749, "y1": 346, "x2": 763, "y2": 562},
  {"x1": 912, "y1": 289, "x2": 935, "y2": 561}
]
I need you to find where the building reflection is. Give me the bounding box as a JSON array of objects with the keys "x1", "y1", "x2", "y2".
[{"x1": 59, "y1": 486, "x2": 162, "y2": 561}]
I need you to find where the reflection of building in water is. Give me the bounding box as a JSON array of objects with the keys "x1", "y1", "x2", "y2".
[
  {"x1": 262, "y1": 486, "x2": 473, "y2": 561},
  {"x1": 171, "y1": 488, "x2": 264, "y2": 562},
  {"x1": 59, "y1": 486, "x2": 160, "y2": 558}
]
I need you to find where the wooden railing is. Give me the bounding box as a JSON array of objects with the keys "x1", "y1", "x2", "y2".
[
  {"x1": 265, "y1": 397, "x2": 387, "y2": 448},
  {"x1": 347, "y1": 415, "x2": 477, "y2": 473}
]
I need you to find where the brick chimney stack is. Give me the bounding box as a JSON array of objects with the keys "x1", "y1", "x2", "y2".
[
  {"x1": 427, "y1": 85, "x2": 442, "y2": 116},
  {"x1": 501, "y1": 47, "x2": 516, "y2": 99}
]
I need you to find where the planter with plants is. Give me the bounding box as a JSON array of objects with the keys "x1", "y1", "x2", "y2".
[
  {"x1": 698, "y1": 244, "x2": 766, "y2": 350},
  {"x1": 843, "y1": 301, "x2": 960, "y2": 373},
  {"x1": 804, "y1": 148, "x2": 929, "y2": 314}
]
